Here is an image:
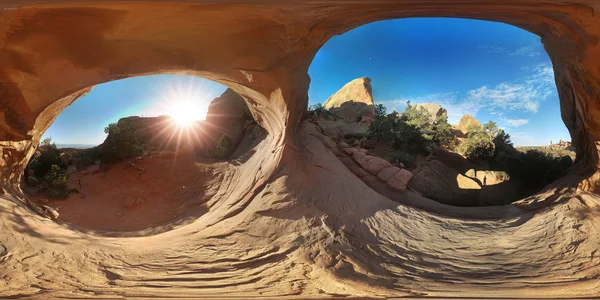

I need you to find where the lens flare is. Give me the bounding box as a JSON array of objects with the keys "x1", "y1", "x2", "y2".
[{"x1": 167, "y1": 100, "x2": 199, "y2": 127}]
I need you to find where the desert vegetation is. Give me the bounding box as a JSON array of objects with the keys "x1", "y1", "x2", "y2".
[
  {"x1": 307, "y1": 78, "x2": 574, "y2": 206},
  {"x1": 25, "y1": 138, "x2": 70, "y2": 199},
  {"x1": 101, "y1": 119, "x2": 149, "y2": 164}
]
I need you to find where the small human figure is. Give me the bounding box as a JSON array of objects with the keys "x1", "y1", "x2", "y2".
[
  {"x1": 483, "y1": 176, "x2": 487, "y2": 186},
  {"x1": 395, "y1": 159, "x2": 400, "y2": 167},
  {"x1": 78, "y1": 179, "x2": 82, "y2": 189}
]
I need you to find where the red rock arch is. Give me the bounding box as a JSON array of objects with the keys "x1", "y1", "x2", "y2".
[{"x1": 0, "y1": 1, "x2": 599, "y2": 298}]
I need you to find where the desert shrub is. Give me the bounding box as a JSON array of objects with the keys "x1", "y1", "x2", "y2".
[
  {"x1": 463, "y1": 139, "x2": 496, "y2": 161},
  {"x1": 429, "y1": 115, "x2": 458, "y2": 149},
  {"x1": 387, "y1": 151, "x2": 417, "y2": 169},
  {"x1": 31, "y1": 142, "x2": 66, "y2": 179},
  {"x1": 367, "y1": 113, "x2": 396, "y2": 142},
  {"x1": 307, "y1": 103, "x2": 333, "y2": 119},
  {"x1": 101, "y1": 119, "x2": 147, "y2": 163},
  {"x1": 392, "y1": 121, "x2": 430, "y2": 154},
  {"x1": 506, "y1": 149, "x2": 572, "y2": 195},
  {"x1": 374, "y1": 103, "x2": 387, "y2": 116},
  {"x1": 41, "y1": 137, "x2": 53, "y2": 147},
  {"x1": 76, "y1": 148, "x2": 100, "y2": 170},
  {"x1": 401, "y1": 102, "x2": 456, "y2": 149},
  {"x1": 459, "y1": 121, "x2": 510, "y2": 162},
  {"x1": 403, "y1": 103, "x2": 432, "y2": 129},
  {"x1": 215, "y1": 134, "x2": 233, "y2": 159},
  {"x1": 44, "y1": 164, "x2": 69, "y2": 199},
  {"x1": 493, "y1": 171, "x2": 510, "y2": 181},
  {"x1": 367, "y1": 102, "x2": 431, "y2": 155}
]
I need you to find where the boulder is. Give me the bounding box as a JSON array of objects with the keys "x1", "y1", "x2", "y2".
[
  {"x1": 316, "y1": 119, "x2": 370, "y2": 140},
  {"x1": 343, "y1": 147, "x2": 367, "y2": 156},
  {"x1": 202, "y1": 88, "x2": 253, "y2": 149},
  {"x1": 313, "y1": 132, "x2": 337, "y2": 149},
  {"x1": 408, "y1": 160, "x2": 481, "y2": 206},
  {"x1": 316, "y1": 120, "x2": 344, "y2": 141},
  {"x1": 377, "y1": 166, "x2": 400, "y2": 181},
  {"x1": 414, "y1": 103, "x2": 447, "y2": 123},
  {"x1": 428, "y1": 148, "x2": 474, "y2": 174},
  {"x1": 457, "y1": 114, "x2": 482, "y2": 135},
  {"x1": 41, "y1": 205, "x2": 59, "y2": 220},
  {"x1": 338, "y1": 156, "x2": 371, "y2": 178},
  {"x1": 353, "y1": 155, "x2": 392, "y2": 175},
  {"x1": 387, "y1": 169, "x2": 413, "y2": 191}
]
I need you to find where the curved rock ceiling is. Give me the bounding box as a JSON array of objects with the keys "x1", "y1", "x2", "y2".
[{"x1": 1, "y1": 1, "x2": 600, "y2": 298}]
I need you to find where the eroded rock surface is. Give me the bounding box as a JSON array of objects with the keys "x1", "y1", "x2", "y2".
[
  {"x1": 408, "y1": 160, "x2": 482, "y2": 206},
  {"x1": 0, "y1": 1, "x2": 600, "y2": 298},
  {"x1": 323, "y1": 77, "x2": 374, "y2": 111}
]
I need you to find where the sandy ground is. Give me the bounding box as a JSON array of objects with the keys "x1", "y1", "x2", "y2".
[{"x1": 28, "y1": 151, "x2": 219, "y2": 232}]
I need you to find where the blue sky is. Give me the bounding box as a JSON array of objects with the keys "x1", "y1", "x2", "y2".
[{"x1": 43, "y1": 17, "x2": 569, "y2": 146}]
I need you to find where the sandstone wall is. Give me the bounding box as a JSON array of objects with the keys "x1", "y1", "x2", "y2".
[{"x1": 1, "y1": 1, "x2": 600, "y2": 298}]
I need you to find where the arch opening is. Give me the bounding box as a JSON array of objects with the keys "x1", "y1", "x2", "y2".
[
  {"x1": 20, "y1": 74, "x2": 267, "y2": 233},
  {"x1": 306, "y1": 17, "x2": 579, "y2": 209}
]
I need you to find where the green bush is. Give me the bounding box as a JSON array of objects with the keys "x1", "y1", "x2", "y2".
[
  {"x1": 459, "y1": 121, "x2": 511, "y2": 162},
  {"x1": 307, "y1": 103, "x2": 333, "y2": 119},
  {"x1": 44, "y1": 164, "x2": 69, "y2": 199},
  {"x1": 46, "y1": 182, "x2": 69, "y2": 199},
  {"x1": 503, "y1": 150, "x2": 572, "y2": 197},
  {"x1": 30, "y1": 142, "x2": 66, "y2": 180},
  {"x1": 367, "y1": 102, "x2": 431, "y2": 155},
  {"x1": 215, "y1": 134, "x2": 233, "y2": 159},
  {"x1": 392, "y1": 121, "x2": 430, "y2": 154},
  {"x1": 76, "y1": 148, "x2": 99, "y2": 170},
  {"x1": 101, "y1": 119, "x2": 147, "y2": 163}
]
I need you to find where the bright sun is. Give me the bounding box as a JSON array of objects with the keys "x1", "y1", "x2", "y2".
[
  {"x1": 167, "y1": 100, "x2": 205, "y2": 127},
  {"x1": 144, "y1": 77, "x2": 214, "y2": 127}
]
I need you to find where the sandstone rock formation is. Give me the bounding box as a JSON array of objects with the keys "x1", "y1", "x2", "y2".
[
  {"x1": 314, "y1": 77, "x2": 376, "y2": 140},
  {"x1": 408, "y1": 160, "x2": 482, "y2": 206},
  {"x1": 0, "y1": 1, "x2": 600, "y2": 298},
  {"x1": 414, "y1": 103, "x2": 447, "y2": 122},
  {"x1": 457, "y1": 114, "x2": 483, "y2": 135},
  {"x1": 204, "y1": 89, "x2": 252, "y2": 141},
  {"x1": 427, "y1": 148, "x2": 475, "y2": 174},
  {"x1": 323, "y1": 77, "x2": 374, "y2": 111}
]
